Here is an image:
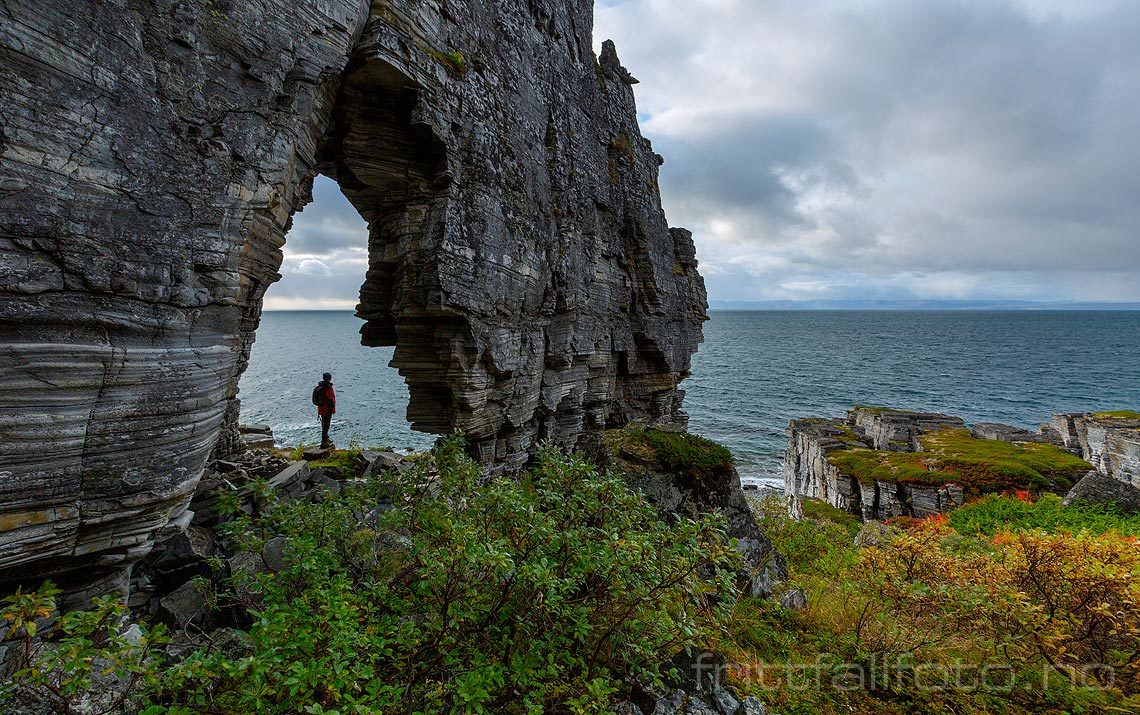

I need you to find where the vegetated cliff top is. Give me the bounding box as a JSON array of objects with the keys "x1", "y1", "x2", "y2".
[
  {"x1": 828, "y1": 427, "x2": 1091, "y2": 493},
  {"x1": 1092, "y1": 410, "x2": 1140, "y2": 422}
]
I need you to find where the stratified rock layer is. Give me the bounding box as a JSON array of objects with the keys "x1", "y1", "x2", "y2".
[
  {"x1": 1053, "y1": 413, "x2": 1140, "y2": 488},
  {"x1": 784, "y1": 413, "x2": 968, "y2": 520},
  {"x1": 0, "y1": 2, "x2": 706, "y2": 590}
]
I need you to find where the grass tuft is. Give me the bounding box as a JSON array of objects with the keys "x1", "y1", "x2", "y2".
[{"x1": 625, "y1": 429, "x2": 734, "y2": 482}]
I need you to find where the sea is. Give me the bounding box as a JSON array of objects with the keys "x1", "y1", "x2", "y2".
[{"x1": 239, "y1": 311, "x2": 1140, "y2": 488}]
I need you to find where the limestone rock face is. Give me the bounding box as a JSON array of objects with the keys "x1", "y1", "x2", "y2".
[
  {"x1": 1053, "y1": 413, "x2": 1140, "y2": 488},
  {"x1": 0, "y1": 1, "x2": 706, "y2": 590},
  {"x1": 850, "y1": 408, "x2": 964, "y2": 451}
]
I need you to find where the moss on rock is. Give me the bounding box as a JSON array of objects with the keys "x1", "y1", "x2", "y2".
[
  {"x1": 827, "y1": 427, "x2": 1091, "y2": 495},
  {"x1": 1093, "y1": 410, "x2": 1140, "y2": 421}
]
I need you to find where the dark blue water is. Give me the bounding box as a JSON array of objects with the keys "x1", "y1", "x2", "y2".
[{"x1": 240, "y1": 311, "x2": 1140, "y2": 486}]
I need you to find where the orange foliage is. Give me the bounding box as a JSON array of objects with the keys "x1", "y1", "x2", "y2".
[{"x1": 853, "y1": 522, "x2": 1140, "y2": 692}]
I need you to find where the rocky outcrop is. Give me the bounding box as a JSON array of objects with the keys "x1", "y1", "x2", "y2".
[
  {"x1": 849, "y1": 408, "x2": 964, "y2": 451},
  {"x1": 1053, "y1": 413, "x2": 1140, "y2": 488},
  {"x1": 0, "y1": 1, "x2": 705, "y2": 591},
  {"x1": 1064, "y1": 471, "x2": 1140, "y2": 514},
  {"x1": 784, "y1": 410, "x2": 968, "y2": 520},
  {"x1": 784, "y1": 407, "x2": 1088, "y2": 521},
  {"x1": 596, "y1": 429, "x2": 786, "y2": 597},
  {"x1": 971, "y1": 422, "x2": 1063, "y2": 445}
]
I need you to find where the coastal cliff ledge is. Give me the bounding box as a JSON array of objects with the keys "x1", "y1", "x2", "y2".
[{"x1": 783, "y1": 406, "x2": 1110, "y2": 521}]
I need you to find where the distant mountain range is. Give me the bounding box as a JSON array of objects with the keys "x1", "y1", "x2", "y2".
[{"x1": 708, "y1": 299, "x2": 1140, "y2": 311}]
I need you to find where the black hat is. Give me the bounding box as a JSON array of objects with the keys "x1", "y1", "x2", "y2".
[{"x1": 322, "y1": 373, "x2": 332, "y2": 381}]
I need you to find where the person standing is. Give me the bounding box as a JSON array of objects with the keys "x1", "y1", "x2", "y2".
[{"x1": 312, "y1": 372, "x2": 336, "y2": 448}]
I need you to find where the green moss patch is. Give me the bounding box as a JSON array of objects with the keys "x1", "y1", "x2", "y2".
[
  {"x1": 1093, "y1": 410, "x2": 1140, "y2": 421},
  {"x1": 622, "y1": 429, "x2": 734, "y2": 482},
  {"x1": 827, "y1": 428, "x2": 1091, "y2": 494},
  {"x1": 307, "y1": 449, "x2": 364, "y2": 478}
]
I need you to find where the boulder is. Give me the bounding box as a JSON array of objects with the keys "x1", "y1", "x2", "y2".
[
  {"x1": 364, "y1": 451, "x2": 409, "y2": 479},
  {"x1": 267, "y1": 462, "x2": 310, "y2": 493},
  {"x1": 710, "y1": 688, "x2": 740, "y2": 715},
  {"x1": 261, "y1": 536, "x2": 290, "y2": 572},
  {"x1": 1064, "y1": 471, "x2": 1140, "y2": 514},
  {"x1": 158, "y1": 580, "x2": 209, "y2": 629},
  {"x1": 738, "y1": 699, "x2": 768, "y2": 715},
  {"x1": 652, "y1": 690, "x2": 717, "y2": 715},
  {"x1": 302, "y1": 447, "x2": 335, "y2": 462},
  {"x1": 779, "y1": 588, "x2": 808, "y2": 611}
]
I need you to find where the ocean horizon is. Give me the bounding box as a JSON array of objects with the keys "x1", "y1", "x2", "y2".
[{"x1": 240, "y1": 310, "x2": 1140, "y2": 488}]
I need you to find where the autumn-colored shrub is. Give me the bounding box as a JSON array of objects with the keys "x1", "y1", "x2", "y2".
[{"x1": 855, "y1": 522, "x2": 1140, "y2": 693}]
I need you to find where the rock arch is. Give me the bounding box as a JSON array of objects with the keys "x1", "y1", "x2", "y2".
[{"x1": 0, "y1": 1, "x2": 707, "y2": 593}]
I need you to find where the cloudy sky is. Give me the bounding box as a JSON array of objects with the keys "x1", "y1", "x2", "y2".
[{"x1": 266, "y1": 0, "x2": 1140, "y2": 310}]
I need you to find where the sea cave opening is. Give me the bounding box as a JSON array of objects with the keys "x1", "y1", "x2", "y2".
[
  {"x1": 238, "y1": 56, "x2": 452, "y2": 454},
  {"x1": 239, "y1": 174, "x2": 434, "y2": 453}
]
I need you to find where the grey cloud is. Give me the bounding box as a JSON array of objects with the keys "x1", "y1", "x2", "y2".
[
  {"x1": 597, "y1": 0, "x2": 1140, "y2": 301},
  {"x1": 283, "y1": 177, "x2": 370, "y2": 255}
]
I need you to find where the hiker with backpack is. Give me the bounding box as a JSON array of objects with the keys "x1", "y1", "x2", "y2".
[{"x1": 312, "y1": 372, "x2": 336, "y2": 448}]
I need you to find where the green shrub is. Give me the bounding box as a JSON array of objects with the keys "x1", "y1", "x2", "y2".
[
  {"x1": 0, "y1": 583, "x2": 167, "y2": 714},
  {"x1": 150, "y1": 437, "x2": 738, "y2": 714},
  {"x1": 625, "y1": 429, "x2": 734, "y2": 483},
  {"x1": 949, "y1": 493, "x2": 1140, "y2": 537}
]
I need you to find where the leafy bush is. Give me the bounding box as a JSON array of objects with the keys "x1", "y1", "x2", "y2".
[
  {"x1": 149, "y1": 437, "x2": 738, "y2": 714},
  {"x1": 856, "y1": 522, "x2": 1140, "y2": 694},
  {"x1": 0, "y1": 582, "x2": 167, "y2": 714},
  {"x1": 949, "y1": 493, "x2": 1140, "y2": 537},
  {"x1": 729, "y1": 493, "x2": 1140, "y2": 714}
]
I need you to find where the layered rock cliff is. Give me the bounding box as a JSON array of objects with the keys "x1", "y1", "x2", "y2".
[
  {"x1": 784, "y1": 412, "x2": 968, "y2": 520},
  {"x1": 0, "y1": 1, "x2": 706, "y2": 593},
  {"x1": 785, "y1": 407, "x2": 1090, "y2": 521},
  {"x1": 1053, "y1": 413, "x2": 1140, "y2": 488}
]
